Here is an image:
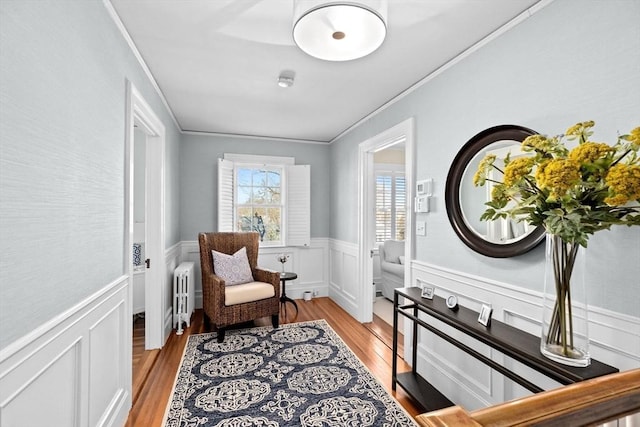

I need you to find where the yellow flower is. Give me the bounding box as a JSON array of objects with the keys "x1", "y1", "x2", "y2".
[
  {"x1": 535, "y1": 159, "x2": 580, "y2": 197},
  {"x1": 534, "y1": 160, "x2": 549, "y2": 185},
  {"x1": 629, "y1": 127, "x2": 640, "y2": 148},
  {"x1": 565, "y1": 121, "x2": 595, "y2": 137},
  {"x1": 491, "y1": 184, "x2": 508, "y2": 204},
  {"x1": 565, "y1": 121, "x2": 596, "y2": 143},
  {"x1": 522, "y1": 135, "x2": 553, "y2": 152},
  {"x1": 503, "y1": 157, "x2": 534, "y2": 187},
  {"x1": 568, "y1": 142, "x2": 612, "y2": 164},
  {"x1": 473, "y1": 154, "x2": 496, "y2": 186},
  {"x1": 605, "y1": 163, "x2": 640, "y2": 205},
  {"x1": 604, "y1": 194, "x2": 630, "y2": 206},
  {"x1": 476, "y1": 121, "x2": 640, "y2": 246}
]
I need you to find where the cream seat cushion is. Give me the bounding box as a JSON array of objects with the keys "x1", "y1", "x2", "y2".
[{"x1": 225, "y1": 281, "x2": 276, "y2": 306}]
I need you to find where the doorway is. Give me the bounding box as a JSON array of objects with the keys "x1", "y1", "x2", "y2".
[
  {"x1": 124, "y1": 81, "x2": 167, "y2": 404},
  {"x1": 371, "y1": 145, "x2": 406, "y2": 329},
  {"x1": 357, "y1": 118, "x2": 415, "y2": 326},
  {"x1": 126, "y1": 81, "x2": 165, "y2": 350}
]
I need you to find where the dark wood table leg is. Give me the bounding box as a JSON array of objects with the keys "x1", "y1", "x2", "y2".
[{"x1": 280, "y1": 275, "x2": 299, "y2": 321}]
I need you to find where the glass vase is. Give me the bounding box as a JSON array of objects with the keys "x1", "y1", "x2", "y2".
[{"x1": 540, "y1": 233, "x2": 590, "y2": 367}]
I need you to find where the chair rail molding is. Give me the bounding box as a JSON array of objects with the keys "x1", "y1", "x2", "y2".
[
  {"x1": 0, "y1": 277, "x2": 130, "y2": 427},
  {"x1": 409, "y1": 260, "x2": 640, "y2": 410}
]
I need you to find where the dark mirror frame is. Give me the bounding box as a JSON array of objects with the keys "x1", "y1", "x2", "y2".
[{"x1": 445, "y1": 125, "x2": 546, "y2": 258}]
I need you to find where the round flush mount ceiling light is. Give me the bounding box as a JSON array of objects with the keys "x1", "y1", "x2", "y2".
[{"x1": 293, "y1": 0, "x2": 387, "y2": 61}]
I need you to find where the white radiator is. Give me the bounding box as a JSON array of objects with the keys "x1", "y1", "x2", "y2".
[{"x1": 173, "y1": 262, "x2": 195, "y2": 335}]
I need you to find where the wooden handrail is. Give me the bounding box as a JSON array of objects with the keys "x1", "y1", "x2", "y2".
[{"x1": 415, "y1": 368, "x2": 640, "y2": 427}]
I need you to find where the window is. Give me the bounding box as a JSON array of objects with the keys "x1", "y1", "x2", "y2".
[
  {"x1": 218, "y1": 155, "x2": 310, "y2": 247},
  {"x1": 375, "y1": 170, "x2": 405, "y2": 242},
  {"x1": 236, "y1": 166, "x2": 283, "y2": 244}
]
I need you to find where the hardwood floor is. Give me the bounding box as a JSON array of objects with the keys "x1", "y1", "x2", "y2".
[
  {"x1": 126, "y1": 297, "x2": 422, "y2": 426},
  {"x1": 364, "y1": 313, "x2": 405, "y2": 357},
  {"x1": 131, "y1": 315, "x2": 160, "y2": 406}
]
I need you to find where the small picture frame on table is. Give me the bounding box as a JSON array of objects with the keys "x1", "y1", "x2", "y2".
[
  {"x1": 478, "y1": 304, "x2": 493, "y2": 327},
  {"x1": 421, "y1": 286, "x2": 434, "y2": 300}
]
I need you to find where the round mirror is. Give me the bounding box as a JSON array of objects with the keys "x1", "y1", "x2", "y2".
[{"x1": 445, "y1": 125, "x2": 546, "y2": 258}]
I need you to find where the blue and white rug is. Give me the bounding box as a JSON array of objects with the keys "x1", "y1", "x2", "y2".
[{"x1": 163, "y1": 319, "x2": 417, "y2": 426}]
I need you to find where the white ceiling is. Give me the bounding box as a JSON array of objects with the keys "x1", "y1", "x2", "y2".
[{"x1": 109, "y1": 0, "x2": 541, "y2": 143}]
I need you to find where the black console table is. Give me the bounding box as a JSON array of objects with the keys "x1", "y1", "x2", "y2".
[{"x1": 391, "y1": 286, "x2": 618, "y2": 412}]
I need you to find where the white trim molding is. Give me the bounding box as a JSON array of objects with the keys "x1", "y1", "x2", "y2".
[
  {"x1": 125, "y1": 81, "x2": 167, "y2": 351},
  {"x1": 0, "y1": 235, "x2": 187, "y2": 427},
  {"x1": 102, "y1": 0, "x2": 180, "y2": 131},
  {"x1": 329, "y1": 1, "x2": 554, "y2": 143},
  {"x1": 328, "y1": 239, "x2": 360, "y2": 320},
  {"x1": 0, "y1": 277, "x2": 131, "y2": 427},
  {"x1": 357, "y1": 117, "x2": 415, "y2": 323}
]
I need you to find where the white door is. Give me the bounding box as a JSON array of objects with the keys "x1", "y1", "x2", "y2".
[{"x1": 125, "y1": 82, "x2": 166, "y2": 351}]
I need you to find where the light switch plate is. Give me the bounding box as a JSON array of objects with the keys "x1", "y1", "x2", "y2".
[{"x1": 416, "y1": 221, "x2": 426, "y2": 236}]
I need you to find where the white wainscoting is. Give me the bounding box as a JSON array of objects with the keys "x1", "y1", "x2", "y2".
[
  {"x1": 0, "y1": 242, "x2": 185, "y2": 427},
  {"x1": 328, "y1": 239, "x2": 360, "y2": 320},
  {"x1": 409, "y1": 261, "x2": 640, "y2": 412},
  {"x1": 180, "y1": 238, "x2": 330, "y2": 308},
  {"x1": 0, "y1": 277, "x2": 130, "y2": 427}
]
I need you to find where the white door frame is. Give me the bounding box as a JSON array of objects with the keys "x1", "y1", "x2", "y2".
[
  {"x1": 357, "y1": 117, "x2": 415, "y2": 322},
  {"x1": 125, "y1": 81, "x2": 166, "y2": 350}
]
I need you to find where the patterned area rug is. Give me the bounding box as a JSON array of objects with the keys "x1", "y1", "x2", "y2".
[{"x1": 163, "y1": 319, "x2": 417, "y2": 426}]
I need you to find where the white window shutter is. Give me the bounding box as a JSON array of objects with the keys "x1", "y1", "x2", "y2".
[
  {"x1": 217, "y1": 158, "x2": 234, "y2": 232},
  {"x1": 286, "y1": 165, "x2": 310, "y2": 247}
]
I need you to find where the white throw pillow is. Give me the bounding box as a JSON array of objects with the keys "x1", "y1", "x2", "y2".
[
  {"x1": 398, "y1": 256, "x2": 405, "y2": 265},
  {"x1": 211, "y1": 246, "x2": 254, "y2": 286}
]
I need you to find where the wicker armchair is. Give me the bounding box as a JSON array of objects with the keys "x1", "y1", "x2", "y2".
[{"x1": 198, "y1": 232, "x2": 280, "y2": 342}]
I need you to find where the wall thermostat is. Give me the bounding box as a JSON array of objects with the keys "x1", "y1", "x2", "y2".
[
  {"x1": 416, "y1": 179, "x2": 433, "y2": 213},
  {"x1": 416, "y1": 179, "x2": 433, "y2": 196}
]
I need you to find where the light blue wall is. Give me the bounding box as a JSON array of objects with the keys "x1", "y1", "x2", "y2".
[
  {"x1": 0, "y1": 1, "x2": 181, "y2": 349},
  {"x1": 330, "y1": 0, "x2": 640, "y2": 316},
  {"x1": 179, "y1": 134, "x2": 331, "y2": 241}
]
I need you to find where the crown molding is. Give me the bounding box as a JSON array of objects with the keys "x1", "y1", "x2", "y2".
[
  {"x1": 329, "y1": 0, "x2": 555, "y2": 144},
  {"x1": 102, "y1": 0, "x2": 181, "y2": 132}
]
